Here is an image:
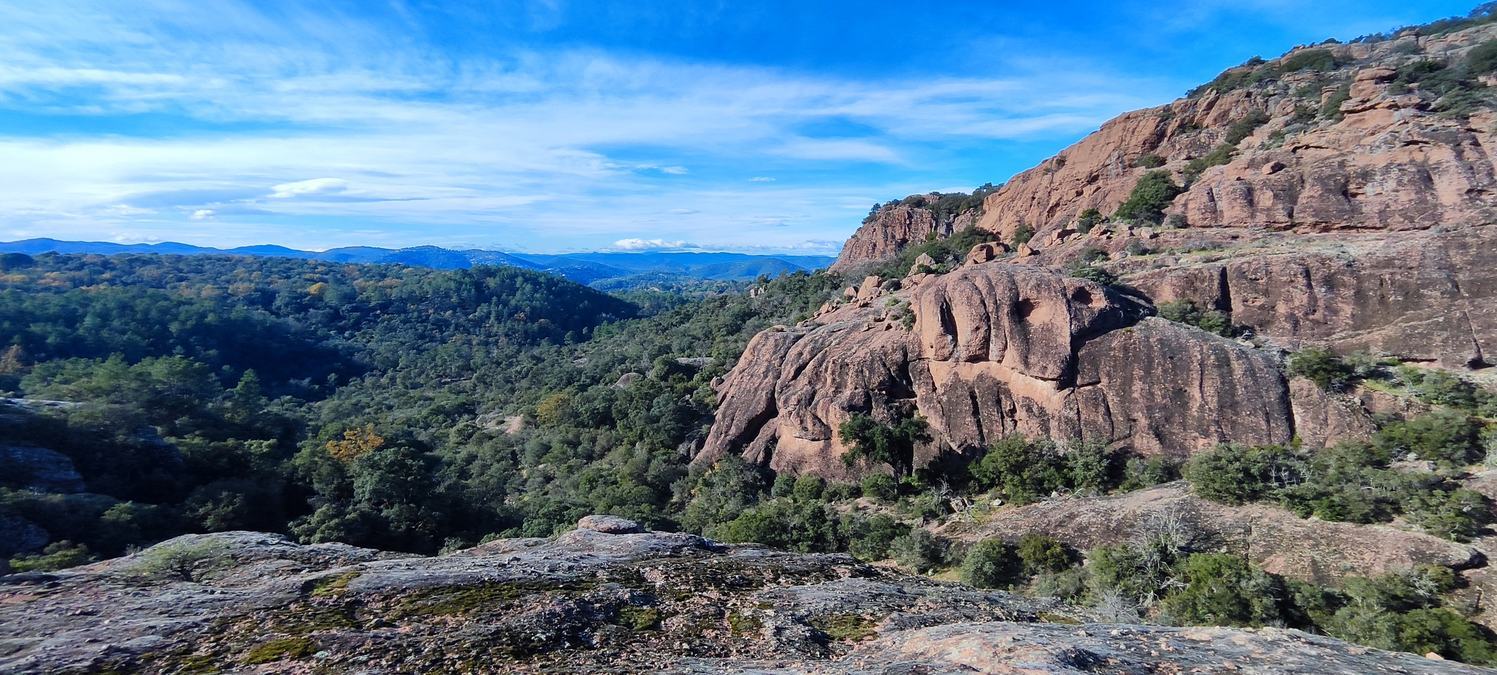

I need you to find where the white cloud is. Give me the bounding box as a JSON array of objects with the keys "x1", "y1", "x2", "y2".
[
  {"x1": 613, "y1": 238, "x2": 693, "y2": 251},
  {"x1": 0, "y1": 2, "x2": 1184, "y2": 252},
  {"x1": 190, "y1": 209, "x2": 215, "y2": 220},
  {"x1": 269, "y1": 178, "x2": 350, "y2": 199}
]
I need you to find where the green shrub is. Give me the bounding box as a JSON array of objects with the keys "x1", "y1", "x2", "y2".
[
  {"x1": 1223, "y1": 111, "x2": 1270, "y2": 145},
  {"x1": 1029, "y1": 566, "x2": 1089, "y2": 602},
  {"x1": 1067, "y1": 263, "x2": 1119, "y2": 287},
  {"x1": 1016, "y1": 533, "x2": 1073, "y2": 575},
  {"x1": 1161, "y1": 553, "x2": 1288, "y2": 627},
  {"x1": 959, "y1": 538, "x2": 1023, "y2": 588},
  {"x1": 1401, "y1": 488, "x2": 1490, "y2": 542},
  {"x1": 1157, "y1": 300, "x2": 1232, "y2": 337},
  {"x1": 1183, "y1": 444, "x2": 1305, "y2": 505},
  {"x1": 861, "y1": 474, "x2": 899, "y2": 504},
  {"x1": 1114, "y1": 171, "x2": 1182, "y2": 224},
  {"x1": 1281, "y1": 48, "x2": 1340, "y2": 73},
  {"x1": 1075, "y1": 208, "x2": 1104, "y2": 233},
  {"x1": 8, "y1": 541, "x2": 93, "y2": 572},
  {"x1": 823, "y1": 482, "x2": 861, "y2": 501},
  {"x1": 890, "y1": 529, "x2": 948, "y2": 573},
  {"x1": 1182, "y1": 144, "x2": 1236, "y2": 183},
  {"x1": 710, "y1": 498, "x2": 843, "y2": 553},
  {"x1": 1011, "y1": 223, "x2": 1034, "y2": 246},
  {"x1": 680, "y1": 457, "x2": 765, "y2": 534},
  {"x1": 1320, "y1": 83, "x2": 1351, "y2": 120},
  {"x1": 1375, "y1": 408, "x2": 1483, "y2": 468},
  {"x1": 1134, "y1": 154, "x2": 1166, "y2": 169},
  {"x1": 792, "y1": 475, "x2": 825, "y2": 501},
  {"x1": 971, "y1": 435, "x2": 1065, "y2": 504},
  {"x1": 1065, "y1": 441, "x2": 1116, "y2": 495},
  {"x1": 1120, "y1": 455, "x2": 1181, "y2": 491},
  {"x1": 1468, "y1": 40, "x2": 1497, "y2": 75},
  {"x1": 1320, "y1": 568, "x2": 1497, "y2": 665},
  {"x1": 844, "y1": 513, "x2": 909, "y2": 561},
  {"x1": 839, "y1": 411, "x2": 932, "y2": 479},
  {"x1": 1286, "y1": 346, "x2": 1354, "y2": 390}
]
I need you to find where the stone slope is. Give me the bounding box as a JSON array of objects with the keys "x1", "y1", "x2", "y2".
[{"x1": 0, "y1": 518, "x2": 1483, "y2": 674}]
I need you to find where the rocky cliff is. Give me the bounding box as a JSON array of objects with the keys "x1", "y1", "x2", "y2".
[
  {"x1": 711, "y1": 21, "x2": 1497, "y2": 478},
  {"x1": 699, "y1": 261, "x2": 1339, "y2": 478},
  {"x1": 0, "y1": 517, "x2": 1483, "y2": 674},
  {"x1": 830, "y1": 193, "x2": 983, "y2": 273}
]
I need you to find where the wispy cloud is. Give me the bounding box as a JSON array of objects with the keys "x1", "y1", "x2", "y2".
[
  {"x1": 613, "y1": 238, "x2": 693, "y2": 251},
  {"x1": 0, "y1": 1, "x2": 1187, "y2": 252}
]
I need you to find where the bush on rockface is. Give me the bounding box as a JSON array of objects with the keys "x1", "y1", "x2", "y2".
[
  {"x1": 1115, "y1": 171, "x2": 1182, "y2": 224},
  {"x1": 1157, "y1": 300, "x2": 1233, "y2": 337},
  {"x1": 1287, "y1": 346, "x2": 1356, "y2": 390}
]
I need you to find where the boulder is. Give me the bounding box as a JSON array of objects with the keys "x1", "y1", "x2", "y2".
[
  {"x1": 574, "y1": 515, "x2": 644, "y2": 534},
  {"x1": 0, "y1": 444, "x2": 84, "y2": 493},
  {"x1": 963, "y1": 242, "x2": 1007, "y2": 265}
]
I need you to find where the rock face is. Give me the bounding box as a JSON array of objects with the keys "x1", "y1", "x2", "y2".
[
  {"x1": 0, "y1": 444, "x2": 84, "y2": 493},
  {"x1": 748, "y1": 23, "x2": 1497, "y2": 482},
  {"x1": 961, "y1": 26, "x2": 1497, "y2": 246},
  {"x1": 699, "y1": 264, "x2": 1315, "y2": 478},
  {"x1": 0, "y1": 518, "x2": 1481, "y2": 674},
  {"x1": 830, "y1": 197, "x2": 979, "y2": 273},
  {"x1": 1128, "y1": 226, "x2": 1497, "y2": 368}
]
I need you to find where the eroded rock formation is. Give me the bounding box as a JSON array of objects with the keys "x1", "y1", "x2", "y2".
[{"x1": 698, "y1": 263, "x2": 1322, "y2": 478}]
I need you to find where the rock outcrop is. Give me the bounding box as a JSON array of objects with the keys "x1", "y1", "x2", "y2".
[
  {"x1": 1, "y1": 517, "x2": 1482, "y2": 674},
  {"x1": 962, "y1": 26, "x2": 1497, "y2": 246},
  {"x1": 831, "y1": 196, "x2": 979, "y2": 273},
  {"x1": 745, "y1": 23, "x2": 1497, "y2": 483},
  {"x1": 699, "y1": 263, "x2": 1317, "y2": 478}
]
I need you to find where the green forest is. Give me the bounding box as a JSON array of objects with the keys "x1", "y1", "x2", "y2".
[{"x1": 2, "y1": 249, "x2": 1496, "y2": 663}]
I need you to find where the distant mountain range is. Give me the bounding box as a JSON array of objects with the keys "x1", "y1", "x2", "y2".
[{"x1": 0, "y1": 239, "x2": 835, "y2": 287}]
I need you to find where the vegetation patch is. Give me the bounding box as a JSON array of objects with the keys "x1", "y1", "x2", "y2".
[
  {"x1": 241, "y1": 636, "x2": 317, "y2": 665},
  {"x1": 727, "y1": 611, "x2": 763, "y2": 636},
  {"x1": 1114, "y1": 171, "x2": 1182, "y2": 224},
  {"x1": 614, "y1": 605, "x2": 661, "y2": 631},
  {"x1": 306, "y1": 570, "x2": 361, "y2": 598},
  {"x1": 810, "y1": 613, "x2": 878, "y2": 641}
]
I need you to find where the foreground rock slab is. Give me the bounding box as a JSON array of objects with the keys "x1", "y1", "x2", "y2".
[{"x1": 0, "y1": 518, "x2": 1484, "y2": 674}]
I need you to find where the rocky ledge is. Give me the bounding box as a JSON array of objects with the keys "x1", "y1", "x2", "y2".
[{"x1": 0, "y1": 517, "x2": 1483, "y2": 674}]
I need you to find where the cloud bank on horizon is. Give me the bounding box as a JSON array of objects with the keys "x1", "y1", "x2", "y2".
[{"x1": 0, "y1": 0, "x2": 1474, "y2": 254}]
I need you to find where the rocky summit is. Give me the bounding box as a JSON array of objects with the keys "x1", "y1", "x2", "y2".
[{"x1": 0, "y1": 517, "x2": 1483, "y2": 674}]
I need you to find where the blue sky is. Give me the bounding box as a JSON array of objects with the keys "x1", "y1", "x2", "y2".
[{"x1": 0, "y1": 0, "x2": 1476, "y2": 254}]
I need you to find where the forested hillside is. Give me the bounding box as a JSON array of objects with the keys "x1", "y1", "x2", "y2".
[{"x1": 0, "y1": 251, "x2": 841, "y2": 559}]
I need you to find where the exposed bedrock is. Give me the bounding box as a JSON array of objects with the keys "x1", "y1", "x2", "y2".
[{"x1": 698, "y1": 264, "x2": 1335, "y2": 478}]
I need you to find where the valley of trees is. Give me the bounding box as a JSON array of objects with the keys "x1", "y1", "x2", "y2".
[{"x1": 2, "y1": 250, "x2": 1495, "y2": 664}]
